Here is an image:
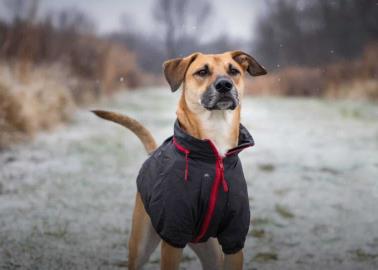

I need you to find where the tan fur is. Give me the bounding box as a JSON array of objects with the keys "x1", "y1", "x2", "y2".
[
  {"x1": 176, "y1": 94, "x2": 203, "y2": 138},
  {"x1": 93, "y1": 51, "x2": 266, "y2": 269},
  {"x1": 223, "y1": 250, "x2": 244, "y2": 270},
  {"x1": 172, "y1": 51, "x2": 264, "y2": 155},
  {"x1": 92, "y1": 110, "x2": 157, "y2": 154},
  {"x1": 128, "y1": 193, "x2": 160, "y2": 269},
  {"x1": 160, "y1": 241, "x2": 183, "y2": 269}
]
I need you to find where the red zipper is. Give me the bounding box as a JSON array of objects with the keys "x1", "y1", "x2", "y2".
[
  {"x1": 173, "y1": 137, "x2": 239, "y2": 243},
  {"x1": 192, "y1": 139, "x2": 228, "y2": 243}
]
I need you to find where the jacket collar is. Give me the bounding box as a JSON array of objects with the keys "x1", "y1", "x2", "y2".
[{"x1": 173, "y1": 119, "x2": 254, "y2": 160}]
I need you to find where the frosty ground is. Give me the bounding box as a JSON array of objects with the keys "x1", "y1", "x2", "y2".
[{"x1": 1, "y1": 88, "x2": 378, "y2": 270}]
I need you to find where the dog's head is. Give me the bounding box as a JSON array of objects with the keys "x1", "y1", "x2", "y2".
[{"x1": 163, "y1": 51, "x2": 266, "y2": 111}]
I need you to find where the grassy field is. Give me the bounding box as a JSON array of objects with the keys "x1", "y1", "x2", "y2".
[{"x1": 1, "y1": 88, "x2": 378, "y2": 270}]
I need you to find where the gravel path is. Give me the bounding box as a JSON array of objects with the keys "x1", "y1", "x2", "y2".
[{"x1": 1, "y1": 88, "x2": 378, "y2": 270}]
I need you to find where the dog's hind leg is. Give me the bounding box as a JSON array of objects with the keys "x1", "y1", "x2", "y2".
[
  {"x1": 188, "y1": 238, "x2": 223, "y2": 270},
  {"x1": 128, "y1": 192, "x2": 160, "y2": 270}
]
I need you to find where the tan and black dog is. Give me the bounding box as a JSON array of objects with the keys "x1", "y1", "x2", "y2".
[{"x1": 93, "y1": 51, "x2": 266, "y2": 270}]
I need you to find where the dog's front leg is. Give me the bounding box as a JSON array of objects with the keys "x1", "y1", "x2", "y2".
[
  {"x1": 223, "y1": 250, "x2": 243, "y2": 270},
  {"x1": 160, "y1": 241, "x2": 183, "y2": 270}
]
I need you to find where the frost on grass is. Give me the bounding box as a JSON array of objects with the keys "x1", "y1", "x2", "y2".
[{"x1": 1, "y1": 89, "x2": 378, "y2": 270}]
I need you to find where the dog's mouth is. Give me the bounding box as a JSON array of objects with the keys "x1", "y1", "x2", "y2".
[
  {"x1": 201, "y1": 93, "x2": 238, "y2": 111},
  {"x1": 214, "y1": 96, "x2": 237, "y2": 110}
]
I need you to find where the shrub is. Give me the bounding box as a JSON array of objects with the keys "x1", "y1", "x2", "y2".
[{"x1": 0, "y1": 64, "x2": 74, "y2": 149}]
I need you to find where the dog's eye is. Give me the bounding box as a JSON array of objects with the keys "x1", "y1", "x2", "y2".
[
  {"x1": 195, "y1": 68, "x2": 209, "y2": 77},
  {"x1": 229, "y1": 67, "x2": 240, "y2": 76}
]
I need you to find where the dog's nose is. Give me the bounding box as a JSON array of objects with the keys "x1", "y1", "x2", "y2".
[{"x1": 214, "y1": 77, "x2": 233, "y2": 93}]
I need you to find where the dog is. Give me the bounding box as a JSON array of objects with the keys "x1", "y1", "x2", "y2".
[{"x1": 93, "y1": 51, "x2": 266, "y2": 270}]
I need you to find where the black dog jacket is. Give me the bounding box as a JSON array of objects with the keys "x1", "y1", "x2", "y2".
[{"x1": 137, "y1": 120, "x2": 254, "y2": 254}]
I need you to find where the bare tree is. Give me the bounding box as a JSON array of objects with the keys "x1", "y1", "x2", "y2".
[
  {"x1": 54, "y1": 8, "x2": 95, "y2": 35},
  {"x1": 3, "y1": 0, "x2": 39, "y2": 23},
  {"x1": 254, "y1": 0, "x2": 378, "y2": 70},
  {"x1": 153, "y1": 0, "x2": 212, "y2": 58}
]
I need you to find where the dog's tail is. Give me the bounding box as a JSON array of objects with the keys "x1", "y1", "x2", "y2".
[{"x1": 92, "y1": 110, "x2": 157, "y2": 154}]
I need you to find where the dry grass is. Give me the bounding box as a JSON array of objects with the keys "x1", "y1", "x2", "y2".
[
  {"x1": 246, "y1": 67, "x2": 325, "y2": 96},
  {"x1": 0, "y1": 21, "x2": 159, "y2": 149},
  {"x1": 0, "y1": 64, "x2": 75, "y2": 149},
  {"x1": 246, "y1": 43, "x2": 378, "y2": 100},
  {"x1": 67, "y1": 37, "x2": 146, "y2": 95},
  {"x1": 0, "y1": 49, "x2": 158, "y2": 149}
]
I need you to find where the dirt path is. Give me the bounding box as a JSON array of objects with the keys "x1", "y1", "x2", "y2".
[{"x1": 1, "y1": 88, "x2": 378, "y2": 270}]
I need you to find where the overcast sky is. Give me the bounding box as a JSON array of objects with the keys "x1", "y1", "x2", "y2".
[{"x1": 32, "y1": 0, "x2": 263, "y2": 41}]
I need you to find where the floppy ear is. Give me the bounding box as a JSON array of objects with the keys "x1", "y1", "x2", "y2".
[
  {"x1": 162, "y1": 53, "x2": 199, "y2": 92},
  {"x1": 231, "y1": 51, "x2": 267, "y2": 76}
]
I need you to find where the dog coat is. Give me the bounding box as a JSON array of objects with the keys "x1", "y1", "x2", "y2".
[{"x1": 137, "y1": 120, "x2": 254, "y2": 254}]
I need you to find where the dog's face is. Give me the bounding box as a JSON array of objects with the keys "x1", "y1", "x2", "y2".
[{"x1": 163, "y1": 51, "x2": 267, "y2": 112}]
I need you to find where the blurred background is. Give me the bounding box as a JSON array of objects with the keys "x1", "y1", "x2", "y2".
[
  {"x1": 0, "y1": 0, "x2": 377, "y2": 146},
  {"x1": 0, "y1": 0, "x2": 377, "y2": 269}
]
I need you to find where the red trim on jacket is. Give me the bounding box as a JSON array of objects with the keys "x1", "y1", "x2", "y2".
[
  {"x1": 192, "y1": 139, "x2": 228, "y2": 243},
  {"x1": 173, "y1": 137, "x2": 190, "y2": 181},
  {"x1": 172, "y1": 136, "x2": 247, "y2": 243}
]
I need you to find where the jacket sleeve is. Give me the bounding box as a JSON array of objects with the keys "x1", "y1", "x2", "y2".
[
  {"x1": 217, "y1": 162, "x2": 251, "y2": 255},
  {"x1": 217, "y1": 198, "x2": 250, "y2": 254}
]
